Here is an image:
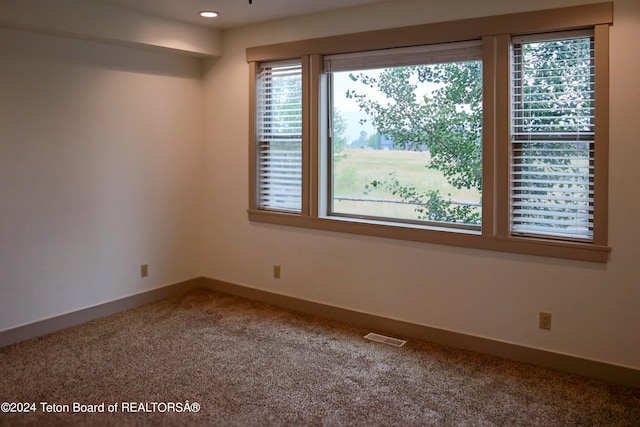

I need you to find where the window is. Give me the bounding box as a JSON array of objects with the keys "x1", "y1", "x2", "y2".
[
  {"x1": 255, "y1": 60, "x2": 303, "y2": 212},
  {"x1": 510, "y1": 31, "x2": 595, "y2": 241},
  {"x1": 325, "y1": 42, "x2": 483, "y2": 231},
  {"x1": 248, "y1": 3, "x2": 612, "y2": 262}
]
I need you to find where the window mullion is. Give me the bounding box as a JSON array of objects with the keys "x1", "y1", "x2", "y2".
[
  {"x1": 301, "y1": 55, "x2": 311, "y2": 216},
  {"x1": 495, "y1": 34, "x2": 512, "y2": 238},
  {"x1": 307, "y1": 54, "x2": 322, "y2": 218}
]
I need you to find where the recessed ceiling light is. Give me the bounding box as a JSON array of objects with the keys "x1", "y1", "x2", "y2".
[{"x1": 200, "y1": 11, "x2": 219, "y2": 18}]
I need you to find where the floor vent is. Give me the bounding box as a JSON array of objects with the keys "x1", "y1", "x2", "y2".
[{"x1": 364, "y1": 332, "x2": 407, "y2": 347}]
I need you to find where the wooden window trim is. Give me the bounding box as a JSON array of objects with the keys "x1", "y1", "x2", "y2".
[
  {"x1": 247, "y1": 3, "x2": 613, "y2": 263},
  {"x1": 593, "y1": 23, "x2": 610, "y2": 247},
  {"x1": 246, "y1": 3, "x2": 612, "y2": 63},
  {"x1": 247, "y1": 209, "x2": 610, "y2": 262}
]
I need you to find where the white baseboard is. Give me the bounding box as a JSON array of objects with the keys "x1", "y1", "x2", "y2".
[
  {"x1": 2, "y1": 276, "x2": 637, "y2": 387},
  {"x1": 0, "y1": 277, "x2": 204, "y2": 347},
  {"x1": 201, "y1": 277, "x2": 640, "y2": 387}
]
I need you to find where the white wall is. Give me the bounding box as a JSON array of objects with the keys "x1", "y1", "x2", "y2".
[
  {"x1": 201, "y1": 0, "x2": 640, "y2": 369},
  {"x1": 0, "y1": 28, "x2": 204, "y2": 330},
  {"x1": 0, "y1": 0, "x2": 222, "y2": 57}
]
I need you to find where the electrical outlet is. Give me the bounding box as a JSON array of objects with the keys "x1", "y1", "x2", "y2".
[
  {"x1": 273, "y1": 265, "x2": 281, "y2": 279},
  {"x1": 141, "y1": 264, "x2": 149, "y2": 278},
  {"x1": 539, "y1": 312, "x2": 552, "y2": 330}
]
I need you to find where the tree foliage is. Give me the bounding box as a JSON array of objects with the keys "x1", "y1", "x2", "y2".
[{"x1": 346, "y1": 61, "x2": 483, "y2": 224}]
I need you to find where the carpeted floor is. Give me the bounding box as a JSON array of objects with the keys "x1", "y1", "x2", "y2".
[{"x1": 1, "y1": 288, "x2": 639, "y2": 426}]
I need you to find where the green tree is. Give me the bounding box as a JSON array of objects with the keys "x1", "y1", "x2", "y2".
[
  {"x1": 366, "y1": 133, "x2": 382, "y2": 150},
  {"x1": 332, "y1": 108, "x2": 348, "y2": 151},
  {"x1": 348, "y1": 61, "x2": 483, "y2": 224},
  {"x1": 332, "y1": 108, "x2": 349, "y2": 163},
  {"x1": 353, "y1": 130, "x2": 369, "y2": 148}
]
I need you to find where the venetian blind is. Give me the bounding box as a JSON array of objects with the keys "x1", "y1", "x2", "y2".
[
  {"x1": 256, "y1": 60, "x2": 303, "y2": 212},
  {"x1": 511, "y1": 30, "x2": 595, "y2": 241},
  {"x1": 323, "y1": 40, "x2": 482, "y2": 72}
]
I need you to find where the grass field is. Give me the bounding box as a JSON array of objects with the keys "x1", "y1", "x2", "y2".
[{"x1": 333, "y1": 147, "x2": 481, "y2": 221}]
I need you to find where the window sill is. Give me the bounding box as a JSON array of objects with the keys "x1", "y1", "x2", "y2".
[{"x1": 247, "y1": 209, "x2": 611, "y2": 263}]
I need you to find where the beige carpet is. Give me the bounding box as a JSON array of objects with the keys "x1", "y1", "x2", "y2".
[{"x1": 1, "y1": 288, "x2": 638, "y2": 426}]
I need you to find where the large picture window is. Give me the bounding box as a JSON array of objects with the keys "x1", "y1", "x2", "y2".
[
  {"x1": 248, "y1": 3, "x2": 612, "y2": 262},
  {"x1": 326, "y1": 42, "x2": 483, "y2": 230}
]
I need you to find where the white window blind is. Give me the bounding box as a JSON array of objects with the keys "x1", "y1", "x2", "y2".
[
  {"x1": 511, "y1": 31, "x2": 595, "y2": 241},
  {"x1": 256, "y1": 60, "x2": 303, "y2": 212},
  {"x1": 324, "y1": 40, "x2": 482, "y2": 72}
]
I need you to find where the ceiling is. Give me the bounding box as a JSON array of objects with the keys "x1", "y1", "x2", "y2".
[{"x1": 94, "y1": 0, "x2": 393, "y2": 30}]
